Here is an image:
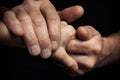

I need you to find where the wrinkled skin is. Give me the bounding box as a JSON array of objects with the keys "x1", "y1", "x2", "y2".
[
  {"x1": 3, "y1": 1, "x2": 84, "y2": 59},
  {"x1": 0, "y1": 21, "x2": 79, "y2": 71},
  {"x1": 3, "y1": 0, "x2": 61, "y2": 58},
  {"x1": 65, "y1": 26, "x2": 119, "y2": 76}
]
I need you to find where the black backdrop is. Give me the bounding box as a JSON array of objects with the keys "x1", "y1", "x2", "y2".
[{"x1": 0, "y1": 0, "x2": 119, "y2": 80}]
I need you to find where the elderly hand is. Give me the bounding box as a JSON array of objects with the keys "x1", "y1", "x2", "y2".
[
  {"x1": 65, "y1": 26, "x2": 114, "y2": 76},
  {"x1": 0, "y1": 21, "x2": 79, "y2": 72},
  {"x1": 3, "y1": 0, "x2": 84, "y2": 59},
  {"x1": 3, "y1": 0, "x2": 60, "y2": 58}
]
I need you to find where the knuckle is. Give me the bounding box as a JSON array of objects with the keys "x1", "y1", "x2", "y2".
[
  {"x1": 33, "y1": 18, "x2": 40, "y2": 26},
  {"x1": 26, "y1": 33, "x2": 38, "y2": 44},
  {"x1": 20, "y1": 15, "x2": 31, "y2": 23},
  {"x1": 67, "y1": 61, "x2": 75, "y2": 69},
  {"x1": 85, "y1": 57, "x2": 96, "y2": 69},
  {"x1": 93, "y1": 45, "x2": 102, "y2": 54},
  {"x1": 67, "y1": 40, "x2": 76, "y2": 51},
  {"x1": 92, "y1": 42, "x2": 102, "y2": 54},
  {"x1": 50, "y1": 32, "x2": 58, "y2": 38},
  {"x1": 33, "y1": 18, "x2": 44, "y2": 27},
  {"x1": 47, "y1": 13, "x2": 59, "y2": 21},
  {"x1": 39, "y1": 36, "x2": 49, "y2": 41},
  {"x1": 87, "y1": 61, "x2": 95, "y2": 69},
  {"x1": 39, "y1": 36, "x2": 50, "y2": 46}
]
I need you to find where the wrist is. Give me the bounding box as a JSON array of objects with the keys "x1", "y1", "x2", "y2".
[
  {"x1": 98, "y1": 35, "x2": 119, "y2": 68},
  {"x1": 96, "y1": 37, "x2": 113, "y2": 68},
  {"x1": 101, "y1": 37, "x2": 112, "y2": 56}
]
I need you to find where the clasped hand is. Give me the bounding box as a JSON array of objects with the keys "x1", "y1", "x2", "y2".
[{"x1": 1, "y1": 0, "x2": 112, "y2": 76}]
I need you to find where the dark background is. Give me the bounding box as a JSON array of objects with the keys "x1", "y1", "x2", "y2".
[{"x1": 0, "y1": 0, "x2": 120, "y2": 80}]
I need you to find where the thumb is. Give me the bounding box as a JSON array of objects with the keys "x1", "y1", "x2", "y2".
[
  {"x1": 58, "y1": 5, "x2": 84, "y2": 23},
  {"x1": 76, "y1": 26, "x2": 99, "y2": 41}
]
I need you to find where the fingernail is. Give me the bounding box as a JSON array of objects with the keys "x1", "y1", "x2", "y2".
[
  {"x1": 52, "y1": 41, "x2": 59, "y2": 50},
  {"x1": 30, "y1": 45, "x2": 40, "y2": 55},
  {"x1": 13, "y1": 25, "x2": 22, "y2": 34},
  {"x1": 41, "y1": 48, "x2": 51, "y2": 59}
]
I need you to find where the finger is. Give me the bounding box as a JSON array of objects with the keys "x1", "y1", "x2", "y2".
[
  {"x1": 52, "y1": 47, "x2": 78, "y2": 71},
  {"x1": 0, "y1": 22, "x2": 25, "y2": 47},
  {"x1": 14, "y1": 7, "x2": 40, "y2": 56},
  {"x1": 41, "y1": 1, "x2": 60, "y2": 50},
  {"x1": 70, "y1": 54, "x2": 97, "y2": 74},
  {"x1": 67, "y1": 38, "x2": 102, "y2": 55},
  {"x1": 25, "y1": 7, "x2": 51, "y2": 59},
  {"x1": 76, "y1": 26, "x2": 99, "y2": 41},
  {"x1": 70, "y1": 55, "x2": 97, "y2": 75},
  {"x1": 59, "y1": 5, "x2": 84, "y2": 23},
  {"x1": 3, "y1": 11, "x2": 24, "y2": 36},
  {"x1": 67, "y1": 39, "x2": 96, "y2": 55},
  {"x1": 60, "y1": 21, "x2": 76, "y2": 45},
  {"x1": 67, "y1": 39, "x2": 90, "y2": 55}
]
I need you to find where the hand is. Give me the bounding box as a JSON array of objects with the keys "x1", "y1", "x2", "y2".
[
  {"x1": 0, "y1": 6, "x2": 84, "y2": 69},
  {"x1": 66, "y1": 26, "x2": 112, "y2": 76},
  {"x1": 3, "y1": 0, "x2": 84, "y2": 59},
  {"x1": 0, "y1": 21, "x2": 79, "y2": 72},
  {"x1": 3, "y1": 0, "x2": 60, "y2": 58},
  {"x1": 0, "y1": 5, "x2": 84, "y2": 74}
]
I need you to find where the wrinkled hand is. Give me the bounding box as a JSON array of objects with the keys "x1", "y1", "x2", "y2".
[
  {"x1": 0, "y1": 21, "x2": 79, "y2": 72},
  {"x1": 1, "y1": 5, "x2": 85, "y2": 75},
  {"x1": 3, "y1": 0, "x2": 84, "y2": 59},
  {"x1": 3, "y1": 0, "x2": 60, "y2": 58},
  {"x1": 66, "y1": 26, "x2": 111, "y2": 76},
  {"x1": 0, "y1": 5, "x2": 84, "y2": 71}
]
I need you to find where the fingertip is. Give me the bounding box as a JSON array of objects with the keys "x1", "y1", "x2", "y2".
[
  {"x1": 77, "y1": 27, "x2": 87, "y2": 34},
  {"x1": 65, "y1": 56, "x2": 79, "y2": 71},
  {"x1": 28, "y1": 45, "x2": 41, "y2": 56},
  {"x1": 60, "y1": 5, "x2": 84, "y2": 23},
  {"x1": 70, "y1": 59, "x2": 79, "y2": 71},
  {"x1": 74, "y1": 5, "x2": 84, "y2": 16},
  {"x1": 41, "y1": 48, "x2": 52, "y2": 59},
  {"x1": 77, "y1": 27, "x2": 88, "y2": 40}
]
